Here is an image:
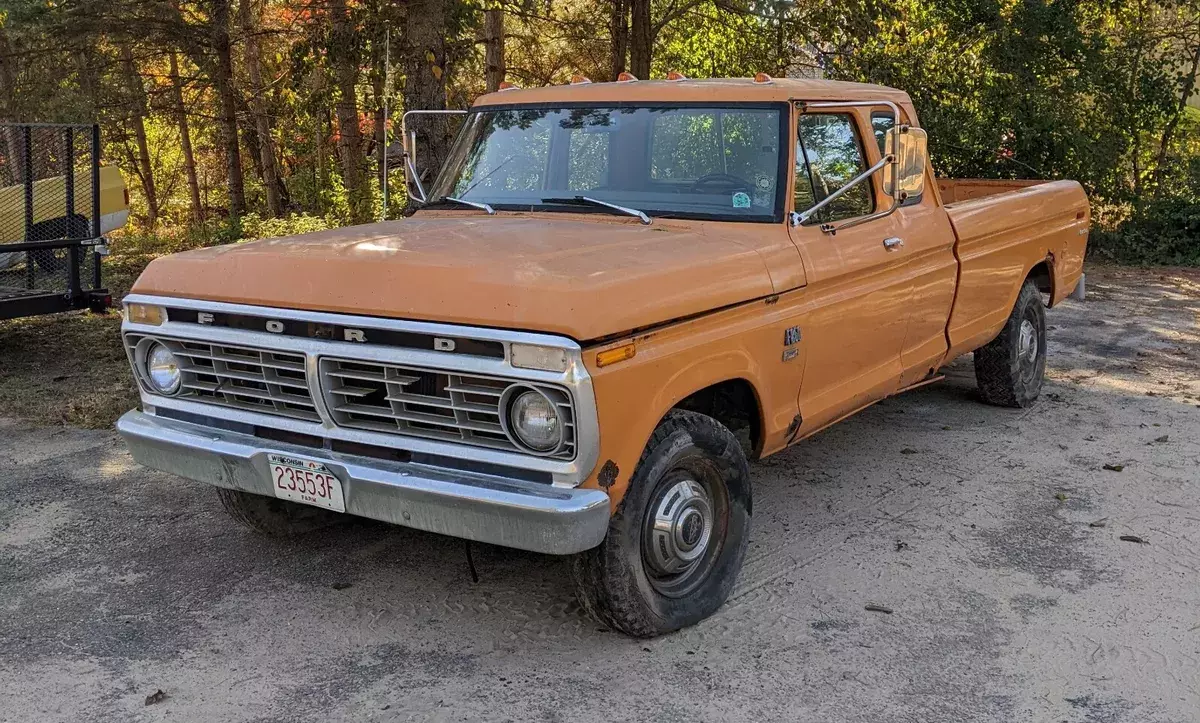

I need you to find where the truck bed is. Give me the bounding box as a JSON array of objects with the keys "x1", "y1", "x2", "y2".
[
  {"x1": 941, "y1": 179, "x2": 1089, "y2": 357},
  {"x1": 936, "y1": 178, "x2": 1045, "y2": 204}
]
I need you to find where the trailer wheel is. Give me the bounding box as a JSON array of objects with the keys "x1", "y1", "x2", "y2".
[
  {"x1": 974, "y1": 279, "x2": 1047, "y2": 408},
  {"x1": 571, "y1": 410, "x2": 752, "y2": 637},
  {"x1": 29, "y1": 215, "x2": 89, "y2": 273},
  {"x1": 216, "y1": 488, "x2": 343, "y2": 538}
]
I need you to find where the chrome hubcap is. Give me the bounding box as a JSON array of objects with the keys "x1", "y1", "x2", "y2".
[
  {"x1": 1019, "y1": 319, "x2": 1038, "y2": 363},
  {"x1": 644, "y1": 478, "x2": 714, "y2": 576}
]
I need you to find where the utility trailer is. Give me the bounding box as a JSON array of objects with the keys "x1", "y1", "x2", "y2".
[{"x1": 0, "y1": 124, "x2": 126, "y2": 321}]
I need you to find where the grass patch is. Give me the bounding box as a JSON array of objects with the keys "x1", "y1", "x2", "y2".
[
  {"x1": 0, "y1": 218, "x2": 329, "y2": 429},
  {"x1": 0, "y1": 229, "x2": 212, "y2": 429},
  {"x1": 0, "y1": 311, "x2": 136, "y2": 428}
]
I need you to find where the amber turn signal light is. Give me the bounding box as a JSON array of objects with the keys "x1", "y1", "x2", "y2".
[
  {"x1": 617, "y1": 72, "x2": 638, "y2": 82},
  {"x1": 570, "y1": 74, "x2": 592, "y2": 85},
  {"x1": 596, "y1": 343, "x2": 636, "y2": 368},
  {"x1": 666, "y1": 71, "x2": 687, "y2": 81},
  {"x1": 498, "y1": 81, "x2": 520, "y2": 91},
  {"x1": 753, "y1": 72, "x2": 773, "y2": 83},
  {"x1": 125, "y1": 303, "x2": 166, "y2": 326}
]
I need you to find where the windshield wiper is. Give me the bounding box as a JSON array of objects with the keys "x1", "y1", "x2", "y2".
[
  {"x1": 540, "y1": 196, "x2": 651, "y2": 225},
  {"x1": 438, "y1": 196, "x2": 495, "y2": 215}
]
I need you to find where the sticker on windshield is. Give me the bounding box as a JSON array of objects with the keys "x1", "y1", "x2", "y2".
[{"x1": 732, "y1": 192, "x2": 751, "y2": 209}]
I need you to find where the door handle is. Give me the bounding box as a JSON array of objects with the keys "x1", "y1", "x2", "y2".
[{"x1": 883, "y1": 237, "x2": 904, "y2": 251}]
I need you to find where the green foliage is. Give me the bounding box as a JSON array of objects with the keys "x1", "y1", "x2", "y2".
[
  {"x1": 1094, "y1": 196, "x2": 1200, "y2": 265},
  {"x1": 818, "y1": 0, "x2": 1200, "y2": 263},
  {"x1": 239, "y1": 212, "x2": 333, "y2": 240},
  {"x1": 2, "y1": 0, "x2": 1197, "y2": 264}
]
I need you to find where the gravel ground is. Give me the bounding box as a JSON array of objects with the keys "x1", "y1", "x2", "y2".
[{"x1": 1, "y1": 266, "x2": 1198, "y2": 723}]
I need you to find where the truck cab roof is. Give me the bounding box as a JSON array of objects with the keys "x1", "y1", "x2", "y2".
[{"x1": 473, "y1": 77, "x2": 913, "y2": 108}]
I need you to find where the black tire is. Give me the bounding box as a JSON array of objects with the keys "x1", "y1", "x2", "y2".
[
  {"x1": 571, "y1": 410, "x2": 752, "y2": 637},
  {"x1": 30, "y1": 215, "x2": 89, "y2": 273},
  {"x1": 974, "y1": 278, "x2": 1047, "y2": 408},
  {"x1": 216, "y1": 488, "x2": 343, "y2": 537}
]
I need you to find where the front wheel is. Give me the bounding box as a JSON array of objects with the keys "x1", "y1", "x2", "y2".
[
  {"x1": 216, "y1": 488, "x2": 344, "y2": 537},
  {"x1": 571, "y1": 410, "x2": 752, "y2": 637},
  {"x1": 974, "y1": 278, "x2": 1047, "y2": 407}
]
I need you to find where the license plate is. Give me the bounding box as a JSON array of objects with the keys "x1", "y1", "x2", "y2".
[{"x1": 268, "y1": 453, "x2": 345, "y2": 513}]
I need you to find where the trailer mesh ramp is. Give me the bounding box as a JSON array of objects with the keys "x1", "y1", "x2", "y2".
[{"x1": 0, "y1": 124, "x2": 109, "y2": 321}]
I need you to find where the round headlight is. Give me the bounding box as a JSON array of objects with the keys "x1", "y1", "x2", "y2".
[
  {"x1": 507, "y1": 389, "x2": 561, "y2": 452},
  {"x1": 145, "y1": 343, "x2": 182, "y2": 395}
]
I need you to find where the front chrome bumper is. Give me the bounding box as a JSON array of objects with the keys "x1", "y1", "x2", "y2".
[{"x1": 117, "y1": 410, "x2": 611, "y2": 555}]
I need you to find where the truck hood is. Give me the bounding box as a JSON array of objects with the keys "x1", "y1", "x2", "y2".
[{"x1": 131, "y1": 214, "x2": 776, "y2": 341}]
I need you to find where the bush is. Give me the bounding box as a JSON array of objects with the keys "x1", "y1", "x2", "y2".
[
  {"x1": 1093, "y1": 196, "x2": 1200, "y2": 265},
  {"x1": 239, "y1": 212, "x2": 332, "y2": 241}
]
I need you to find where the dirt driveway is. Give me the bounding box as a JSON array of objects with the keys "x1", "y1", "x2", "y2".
[{"x1": 2, "y1": 266, "x2": 1198, "y2": 723}]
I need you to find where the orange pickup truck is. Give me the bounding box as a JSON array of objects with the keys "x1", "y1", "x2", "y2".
[{"x1": 117, "y1": 77, "x2": 1088, "y2": 637}]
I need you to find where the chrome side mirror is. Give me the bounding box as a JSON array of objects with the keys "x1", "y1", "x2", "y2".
[
  {"x1": 883, "y1": 126, "x2": 927, "y2": 199},
  {"x1": 400, "y1": 109, "x2": 468, "y2": 205},
  {"x1": 401, "y1": 127, "x2": 424, "y2": 203}
]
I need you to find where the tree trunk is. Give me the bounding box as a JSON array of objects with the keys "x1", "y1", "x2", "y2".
[
  {"x1": 120, "y1": 46, "x2": 159, "y2": 226},
  {"x1": 239, "y1": 0, "x2": 284, "y2": 217},
  {"x1": 629, "y1": 0, "x2": 651, "y2": 80},
  {"x1": 609, "y1": 0, "x2": 628, "y2": 80},
  {"x1": 168, "y1": 51, "x2": 204, "y2": 225},
  {"x1": 0, "y1": 28, "x2": 25, "y2": 181},
  {"x1": 1152, "y1": 40, "x2": 1200, "y2": 196},
  {"x1": 317, "y1": 112, "x2": 333, "y2": 214},
  {"x1": 1129, "y1": 0, "x2": 1147, "y2": 198},
  {"x1": 774, "y1": 0, "x2": 787, "y2": 77},
  {"x1": 403, "y1": 0, "x2": 453, "y2": 186},
  {"x1": 329, "y1": 0, "x2": 371, "y2": 223},
  {"x1": 210, "y1": 0, "x2": 247, "y2": 218},
  {"x1": 483, "y1": 8, "x2": 506, "y2": 92},
  {"x1": 367, "y1": 13, "x2": 388, "y2": 208},
  {"x1": 372, "y1": 55, "x2": 387, "y2": 204}
]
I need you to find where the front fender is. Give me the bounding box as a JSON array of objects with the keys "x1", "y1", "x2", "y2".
[{"x1": 579, "y1": 301, "x2": 801, "y2": 509}]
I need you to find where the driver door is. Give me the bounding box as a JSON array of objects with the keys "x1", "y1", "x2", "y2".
[{"x1": 787, "y1": 107, "x2": 913, "y2": 430}]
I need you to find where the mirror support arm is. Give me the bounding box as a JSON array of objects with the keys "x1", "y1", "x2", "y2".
[
  {"x1": 793, "y1": 99, "x2": 904, "y2": 234},
  {"x1": 400, "y1": 109, "x2": 468, "y2": 205},
  {"x1": 794, "y1": 153, "x2": 893, "y2": 226}
]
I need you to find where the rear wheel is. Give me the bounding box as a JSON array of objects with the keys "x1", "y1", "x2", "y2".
[
  {"x1": 974, "y1": 279, "x2": 1047, "y2": 407},
  {"x1": 216, "y1": 488, "x2": 343, "y2": 537},
  {"x1": 571, "y1": 410, "x2": 752, "y2": 637}
]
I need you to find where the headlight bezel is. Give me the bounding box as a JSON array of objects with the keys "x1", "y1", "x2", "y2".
[
  {"x1": 134, "y1": 338, "x2": 183, "y2": 396},
  {"x1": 500, "y1": 385, "x2": 566, "y2": 455}
]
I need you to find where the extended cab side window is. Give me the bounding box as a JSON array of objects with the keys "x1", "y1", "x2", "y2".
[{"x1": 794, "y1": 113, "x2": 874, "y2": 223}]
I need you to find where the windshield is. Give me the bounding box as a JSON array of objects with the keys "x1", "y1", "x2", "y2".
[{"x1": 429, "y1": 105, "x2": 785, "y2": 222}]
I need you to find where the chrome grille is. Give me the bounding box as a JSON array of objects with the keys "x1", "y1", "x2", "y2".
[
  {"x1": 320, "y1": 358, "x2": 576, "y2": 459},
  {"x1": 126, "y1": 335, "x2": 319, "y2": 422}
]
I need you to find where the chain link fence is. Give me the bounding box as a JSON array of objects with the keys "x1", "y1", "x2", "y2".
[{"x1": 0, "y1": 124, "x2": 108, "y2": 317}]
